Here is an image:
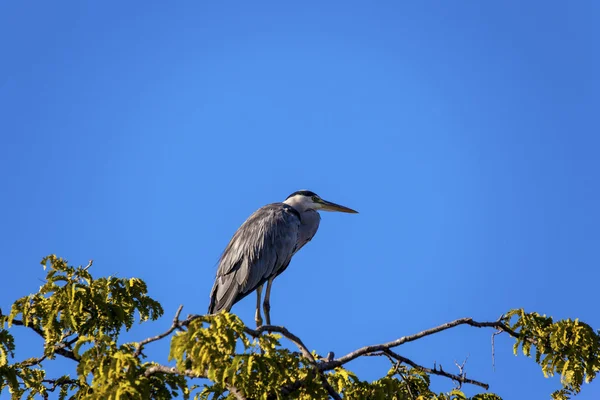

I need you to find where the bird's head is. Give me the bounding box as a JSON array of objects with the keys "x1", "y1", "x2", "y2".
[{"x1": 283, "y1": 190, "x2": 358, "y2": 214}]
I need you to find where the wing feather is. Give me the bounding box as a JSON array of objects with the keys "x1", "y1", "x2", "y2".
[{"x1": 208, "y1": 203, "x2": 299, "y2": 314}]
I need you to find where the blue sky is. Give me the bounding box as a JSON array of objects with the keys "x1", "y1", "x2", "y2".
[{"x1": 1, "y1": 1, "x2": 598, "y2": 398}]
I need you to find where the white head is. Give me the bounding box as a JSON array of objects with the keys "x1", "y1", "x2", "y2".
[{"x1": 283, "y1": 190, "x2": 358, "y2": 214}]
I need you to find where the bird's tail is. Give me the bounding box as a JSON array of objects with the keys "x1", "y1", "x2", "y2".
[{"x1": 208, "y1": 274, "x2": 240, "y2": 315}]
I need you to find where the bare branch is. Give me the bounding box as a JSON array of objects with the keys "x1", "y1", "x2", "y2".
[
  {"x1": 134, "y1": 305, "x2": 183, "y2": 358},
  {"x1": 245, "y1": 325, "x2": 314, "y2": 362},
  {"x1": 318, "y1": 317, "x2": 526, "y2": 371}
]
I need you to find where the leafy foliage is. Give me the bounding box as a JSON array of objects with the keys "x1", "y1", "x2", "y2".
[
  {"x1": 0, "y1": 256, "x2": 598, "y2": 399},
  {"x1": 505, "y1": 309, "x2": 600, "y2": 399},
  {"x1": 326, "y1": 365, "x2": 500, "y2": 400},
  {"x1": 0, "y1": 255, "x2": 169, "y2": 399}
]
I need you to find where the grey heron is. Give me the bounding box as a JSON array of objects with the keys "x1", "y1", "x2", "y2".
[{"x1": 208, "y1": 190, "x2": 358, "y2": 326}]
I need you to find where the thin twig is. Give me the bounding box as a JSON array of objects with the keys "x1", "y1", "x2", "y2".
[
  {"x1": 144, "y1": 364, "x2": 207, "y2": 379},
  {"x1": 134, "y1": 305, "x2": 183, "y2": 358},
  {"x1": 17, "y1": 354, "x2": 47, "y2": 368},
  {"x1": 396, "y1": 367, "x2": 416, "y2": 400},
  {"x1": 42, "y1": 378, "x2": 79, "y2": 392},
  {"x1": 365, "y1": 350, "x2": 395, "y2": 365},
  {"x1": 383, "y1": 349, "x2": 489, "y2": 390},
  {"x1": 83, "y1": 260, "x2": 94, "y2": 271},
  {"x1": 492, "y1": 329, "x2": 502, "y2": 372},
  {"x1": 453, "y1": 355, "x2": 469, "y2": 389}
]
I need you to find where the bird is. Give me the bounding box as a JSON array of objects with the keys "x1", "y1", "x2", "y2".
[{"x1": 208, "y1": 190, "x2": 358, "y2": 327}]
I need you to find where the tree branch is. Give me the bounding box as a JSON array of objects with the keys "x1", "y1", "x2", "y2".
[
  {"x1": 136, "y1": 309, "x2": 257, "y2": 398},
  {"x1": 17, "y1": 354, "x2": 47, "y2": 368},
  {"x1": 9, "y1": 318, "x2": 45, "y2": 337},
  {"x1": 144, "y1": 364, "x2": 248, "y2": 400},
  {"x1": 7, "y1": 318, "x2": 79, "y2": 362},
  {"x1": 139, "y1": 315, "x2": 339, "y2": 397},
  {"x1": 244, "y1": 325, "x2": 314, "y2": 362},
  {"x1": 42, "y1": 378, "x2": 79, "y2": 392},
  {"x1": 8, "y1": 306, "x2": 526, "y2": 398},
  {"x1": 318, "y1": 316, "x2": 526, "y2": 371}
]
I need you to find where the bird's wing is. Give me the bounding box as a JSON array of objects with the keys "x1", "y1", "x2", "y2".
[{"x1": 208, "y1": 203, "x2": 299, "y2": 314}]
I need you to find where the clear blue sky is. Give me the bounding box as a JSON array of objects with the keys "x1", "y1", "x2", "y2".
[{"x1": 1, "y1": 1, "x2": 598, "y2": 399}]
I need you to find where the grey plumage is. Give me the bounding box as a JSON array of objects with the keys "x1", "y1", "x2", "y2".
[
  {"x1": 208, "y1": 203, "x2": 301, "y2": 314},
  {"x1": 294, "y1": 209, "x2": 320, "y2": 255},
  {"x1": 208, "y1": 190, "x2": 357, "y2": 325}
]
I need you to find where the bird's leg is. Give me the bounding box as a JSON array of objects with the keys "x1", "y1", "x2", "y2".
[
  {"x1": 255, "y1": 285, "x2": 263, "y2": 327},
  {"x1": 263, "y1": 277, "x2": 274, "y2": 326}
]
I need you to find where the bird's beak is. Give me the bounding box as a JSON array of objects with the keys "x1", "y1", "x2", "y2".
[{"x1": 318, "y1": 199, "x2": 359, "y2": 213}]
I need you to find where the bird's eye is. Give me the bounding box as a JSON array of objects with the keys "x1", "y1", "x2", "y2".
[{"x1": 312, "y1": 196, "x2": 319, "y2": 202}]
